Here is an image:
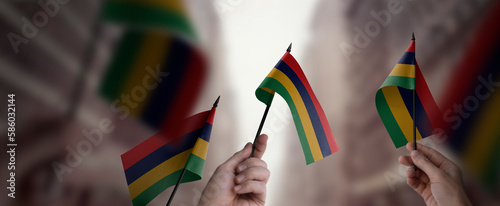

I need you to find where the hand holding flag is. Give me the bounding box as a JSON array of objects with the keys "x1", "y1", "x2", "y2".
[
  {"x1": 254, "y1": 44, "x2": 339, "y2": 165},
  {"x1": 199, "y1": 134, "x2": 269, "y2": 206},
  {"x1": 375, "y1": 35, "x2": 442, "y2": 148}
]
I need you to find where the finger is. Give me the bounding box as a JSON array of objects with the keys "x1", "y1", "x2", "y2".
[
  {"x1": 407, "y1": 177, "x2": 426, "y2": 195},
  {"x1": 234, "y1": 180, "x2": 266, "y2": 195},
  {"x1": 410, "y1": 150, "x2": 444, "y2": 181},
  {"x1": 398, "y1": 156, "x2": 413, "y2": 167},
  {"x1": 252, "y1": 134, "x2": 268, "y2": 159},
  {"x1": 219, "y1": 143, "x2": 253, "y2": 171},
  {"x1": 407, "y1": 167, "x2": 430, "y2": 184},
  {"x1": 236, "y1": 158, "x2": 268, "y2": 173},
  {"x1": 406, "y1": 142, "x2": 457, "y2": 170},
  {"x1": 235, "y1": 167, "x2": 270, "y2": 184}
]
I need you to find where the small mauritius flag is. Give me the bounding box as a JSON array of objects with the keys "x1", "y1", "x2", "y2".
[
  {"x1": 99, "y1": 0, "x2": 206, "y2": 132},
  {"x1": 375, "y1": 35, "x2": 442, "y2": 148},
  {"x1": 255, "y1": 44, "x2": 339, "y2": 165},
  {"x1": 121, "y1": 97, "x2": 218, "y2": 206}
]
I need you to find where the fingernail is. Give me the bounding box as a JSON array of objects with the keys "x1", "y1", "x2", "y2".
[
  {"x1": 234, "y1": 185, "x2": 241, "y2": 191},
  {"x1": 236, "y1": 174, "x2": 244, "y2": 183},
  {"x1": 245, "y1": 142, "x2": 252, "y2": 148},
  {"x1": 238, "y1": 164, "x2": 247, "y2": 172}
]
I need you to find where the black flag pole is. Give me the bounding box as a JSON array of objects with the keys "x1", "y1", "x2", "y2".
[
  {"x1": 166, "y1": 96, "x2": 220, "y2": 206},
  {"x1": 249, "y1": 43, "x2": 292, "y2": 157},
  {"x1": 412, "y1": 33, "x2": 417, "y2": 171},
  {"x1": 166, "y1": 168, "x2": 187, "y2": 206},
  {"x1": 250, "y1": 103, "x2": 271, "y2": 158}
]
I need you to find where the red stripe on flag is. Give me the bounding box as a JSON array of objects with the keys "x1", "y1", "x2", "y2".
[
  {"x1": 158, "y1": 47, "x2": 207, "y2": 136},
  {"x1": 206, "y1": 108, "x2": 216, "y2": 125},
  {"x1": 121, "y1": 111, "x2": 209, "y2": 170},
  {"x1": 415, "y1": 62, "x2": 443, "y2": 130},
  {"x1": 406, "y1": 40, "x2": 415, "y2": 52},
  {"x1": 281, "y1": 53, "x2": 339, "y2": 153},
  {"x1": 440, "y1": 2, "x2": 500, "y2": 130}
]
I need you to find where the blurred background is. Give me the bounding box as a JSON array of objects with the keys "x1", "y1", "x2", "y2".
[{"x1": 1, "y1": 0, "x2": 499, "y2": 205}]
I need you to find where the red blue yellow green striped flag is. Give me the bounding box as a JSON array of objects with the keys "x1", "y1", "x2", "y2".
[
  {"x1": 375, "y1": 39, "x2": 442, "y2": 148},
  {"x1": 121, "y1": 102, "x2": 217, "y2": 206},
  {"x1": 99, "y1": 30, "x2": 206, "y2": 131},
  {"x1": 255, "y1": 50, "x2": 339, "y2": 165},
  {"x1": 99, "y1": 0, "x2": 206, "y2": 132},
  {"x1": 441, "y1": 1, "x2": 500, "y2": 189}
]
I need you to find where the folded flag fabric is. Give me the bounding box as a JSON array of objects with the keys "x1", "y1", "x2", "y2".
[
  {"x1": 121, "y1": 105, "x2": 216, "y2": 206},
  {"x1": 375, "y1": 39, "x2": 442, "y2": 148},
  {"x1": 99, "y1": 30, "x2": 206, "y2": 132},
  {"x1": 255, "y1": 50, "x2": 339, "y2": 165}
]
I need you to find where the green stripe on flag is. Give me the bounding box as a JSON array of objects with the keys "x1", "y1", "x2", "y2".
[
  {"x1": 132, "y1": 154, "x2": 205, "y2": 206},
  {"x1": 260, "y1": 77, "x2": 314, "y2": 164},
  {"x1": 184, "y1": 153, "x2": 206, "y2": 180},
  {"x1": 375, "y1": 90, "x2": 408, "y2": 148},
  {"x1": 483, "y1": 132, "x2": 500, "y2": 188},
  {"x1": 103, "y1": 1, "x2": 195, "y2": 39},
  {"x1": 100, "y1": 31, "x2": 145, "y2": 100},
  {"x1": 381, "y1": 76, "x2": 415, "y2": 90},
  {"x1": 132, "y1": 169, "x2": 183, "y2": 206}
]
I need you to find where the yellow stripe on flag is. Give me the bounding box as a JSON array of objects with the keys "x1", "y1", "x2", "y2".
[
  {"x1": 267, "y1": 69, "x2": 323, "y2": 161},
  {"x1": 464, "y1": 91, "x2": 500, "y2": 176},
  {"x1": 122, "y1": 32, "x2": 171, "y2": 117},
  {"x1": 116, "y1": 0, "x2": 184, "y2": 13},
  {"x1": 261, "y1": 87, "x2": 275, "y2": 94},
  {"x1": 128, "y1": 149, "x2": 191, "y2": 199},
  {"x1": 389, "y1": 64, "x2": 415, "y2": 78},
  {"x1": 191, "y1": 138, "x2": 209, "y2": 160},
  {"x1": 382, "y1": 86, "x2": 423, "y2": 142}
]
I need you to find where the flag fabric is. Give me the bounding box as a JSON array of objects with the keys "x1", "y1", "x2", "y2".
[
  {"x1": 440, "y1": 1, "x2": 500, "y2": 189},
  {"x1": 99, "y1": 30, "x2": 206, "y2": 131},
  {"x1": 102, "y1": 0, "x2": 195, "y2": 39},
  {"x1": 255, "y1": 51, "x2": 339, "y2": 165},
  {"x1": 121, "y1": 107, "x2": 216, "y2": 206},
  {"x1": 99, "y1": 0, "x2": 206, "y2": 132},
  {"x1": 375, "y1": 39, "x2": 442, "y2": 148}
]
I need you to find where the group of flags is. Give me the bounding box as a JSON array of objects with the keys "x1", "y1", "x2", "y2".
[
  {"x1": 99, "y1": 0, "x2": 212, "y2": 205},
  {"x1": 95, "y1": 0, "x2": 499, "y2": 205}
]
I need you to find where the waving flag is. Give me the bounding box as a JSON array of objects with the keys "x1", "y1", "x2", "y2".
[
  {"x1": 375, "y1": 39, "x2": 442, "y2": 148},
  {"x1": 99, "y1": 0, "x2": 206, "y2": 132},
  {"x1": 440, "y1": 1, "x2": 500, "y2": 189},
  {"x1": 121, "y1": 101, "x2": 217, "y2": 206},
  {"x1": 256, "y1": 49, "x2": 339, "y2": 165},
  {"x1": 99, "y1": 30, "x2": 206, "y2": 131}
]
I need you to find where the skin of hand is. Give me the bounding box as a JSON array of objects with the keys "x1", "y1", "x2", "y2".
[
  {"x1": 198, "y1": 134, "x2": 270, "y2": 206},
  {"x1": 399, "y1": 142, "x2": 473, "y2": 206}
]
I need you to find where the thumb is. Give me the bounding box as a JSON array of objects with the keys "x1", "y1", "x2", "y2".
[
  {"x1": 251, "y1": 134, "x2": 268, "y2": 159},
  {"x1": 410, "y1": 150, "x2": 442, "y2": 180}
]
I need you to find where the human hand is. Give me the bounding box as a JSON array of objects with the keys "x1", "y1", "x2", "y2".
[
  {"x1": 399, "y1": 143, "x2": 472, "y2": 206},
  {"x1": 198, "y1": 134, "x2": 269, "y2": 206}
]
